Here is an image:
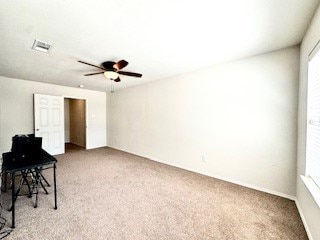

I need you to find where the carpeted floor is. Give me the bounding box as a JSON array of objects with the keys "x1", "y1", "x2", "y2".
[{"x1": 0, "y1": 146, "x2": 308, "y2": 239}]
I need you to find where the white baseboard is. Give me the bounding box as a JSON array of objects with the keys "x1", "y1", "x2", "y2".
[
  {"x1": 109, "y1": 146, "x2": 295, "y2": 200},
  {"x1": 295, "y1": 199, "x2": 313, "y2": 240},
  {"x1": 203, "y1": 173, "x2": 296, "y2": 201}
]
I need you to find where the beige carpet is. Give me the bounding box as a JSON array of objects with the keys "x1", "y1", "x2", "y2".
[{"x1": 0, "y1": 146, "x2": 307, "y2": 239}]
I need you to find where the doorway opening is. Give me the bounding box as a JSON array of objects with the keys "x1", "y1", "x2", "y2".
[{"x1": 64, "y1": 97, "x2": 87, "y2": 152}]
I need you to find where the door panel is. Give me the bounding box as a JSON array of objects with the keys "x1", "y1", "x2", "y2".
[
  {"x1": 34, "y1": 94, "x2": 65, "y2": 155},
  {"x1": 40, "y1": 132, "x2": 50, "y2": 150},
  {"x1": 52, "y1": 108, "x2": 61, "y2": 126},
  {"x1": 40, "y1": 108, "x2": 49, "y2": 126},
  {"x1": 53, "y1": 131, "x2": 61, "y2": 148}
]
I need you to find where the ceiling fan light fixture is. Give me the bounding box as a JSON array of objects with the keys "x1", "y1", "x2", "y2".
[{"x1": 104, "y1": 71, "x2": 119, "y2": 80}]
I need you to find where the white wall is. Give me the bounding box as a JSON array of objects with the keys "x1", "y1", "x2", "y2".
[
  {"x1": 107, "y1": 46, "x2": 299, "y2": 197},
  {"x1": 0, "y1": 76, "x2": 107, "y2": 154},
  {"x1": 297, "y1": 3, "x2": 320, "y2": 240}
]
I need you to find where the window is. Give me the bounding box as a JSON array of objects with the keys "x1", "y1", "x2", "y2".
[{"x1": 303, "y1": 41, "x2": 320, "y2": 208}]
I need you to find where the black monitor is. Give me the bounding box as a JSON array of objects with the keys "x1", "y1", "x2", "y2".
[{"x1": 11, "y1": 134, "x2": 42, "y2": 162}]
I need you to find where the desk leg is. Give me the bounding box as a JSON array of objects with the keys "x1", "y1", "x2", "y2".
[
  {"x1": 53, "y1": 163, "x2": 57, "y2": 210},
  {"x1": 34, "y1": 169, "x2": 39, "y2": 208},
  {"x1": 11, "y1": 172, "x2": 15, "y2": 228}
]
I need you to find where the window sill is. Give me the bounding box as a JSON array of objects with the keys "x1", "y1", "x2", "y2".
[{"x1": 301, "y1": 175, "x2": 320, "y2": 208}]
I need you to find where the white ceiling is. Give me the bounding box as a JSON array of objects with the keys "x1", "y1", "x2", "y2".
[{"x1": 0, "y1": 0, "x2": 319, "y2": 92}]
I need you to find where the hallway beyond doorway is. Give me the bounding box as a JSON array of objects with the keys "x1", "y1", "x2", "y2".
[{"x1": 65, "y1": 143, "x2": 85, "y2": 153}]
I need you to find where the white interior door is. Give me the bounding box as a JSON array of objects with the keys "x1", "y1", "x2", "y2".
[{"x1": 34, "y1": 94, "x2": 65, "y2": 155}]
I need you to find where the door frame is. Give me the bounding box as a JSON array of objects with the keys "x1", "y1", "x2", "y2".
[{"x1": 63, "y1": 95, "x2": 88, "y2": 150}]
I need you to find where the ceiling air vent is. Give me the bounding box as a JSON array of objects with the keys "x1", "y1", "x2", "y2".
[{"x1": 32, "y1": 39, "x2": 51, "y2": 53}]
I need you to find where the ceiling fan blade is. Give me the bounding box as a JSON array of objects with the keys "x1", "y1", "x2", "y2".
[
  {"x1": 114, "y1": 77, "x2": 121, "y2": 82},
  {"x1": 84, "y1": 72, "x2": 105, "y2": 76},
  {"x1": 113, "y1": 60, "x2": 128, "y2": 71},
  {"x1": 118, "y1": 71, "x2": 142, "y2": 78},
  {"x1": 78, "y1": 61, "x2": 106, "y2": 71}
]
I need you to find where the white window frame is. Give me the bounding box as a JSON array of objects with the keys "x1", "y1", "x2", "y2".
[{"x1": 302, "y1": 40, "x2": 320, "y2": 208}]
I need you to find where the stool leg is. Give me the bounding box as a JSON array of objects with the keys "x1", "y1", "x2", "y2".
[
  {"x1": 31, "y1": 169, "x2": 48, "y2": 194},
  {"x1": 21, "y1": 170, "x2": 32, "y2": 197},
  {"x1": 9, "y1": 174, "x2": 26, "y2": 211},
  {"x1": 39, "y1": 171, "x2": 51, "y2": 187}
]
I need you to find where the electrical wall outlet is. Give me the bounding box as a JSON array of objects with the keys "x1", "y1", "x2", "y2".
[{"x1": 202, "y1": 155, "x2": 207, "y2": 162}]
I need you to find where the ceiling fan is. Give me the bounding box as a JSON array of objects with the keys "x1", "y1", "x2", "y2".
[{"x1": 78, "y1": 60, "x2": 142, "y2": 82}]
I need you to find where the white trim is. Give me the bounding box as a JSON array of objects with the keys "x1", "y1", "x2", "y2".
[
  {"x1": 301, "y1": 175, "x2": 320, "y2": 208},
  {"x1": 109, "y1": 146, "x2": 295, "y2": 200},
  {"x1": 309, "y1": 39, "x2": 320, "y2": 61},
  {"x1": 295, "y1": 198, "x2": 314, "y2": 240},
  {"x1": 207, "y1": 174, "x2": 296, "y2": 200}
]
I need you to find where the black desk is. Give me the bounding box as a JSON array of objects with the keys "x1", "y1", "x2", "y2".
[{"x1": 2, "y1": 149, "x2": 57, "y2": 228}]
